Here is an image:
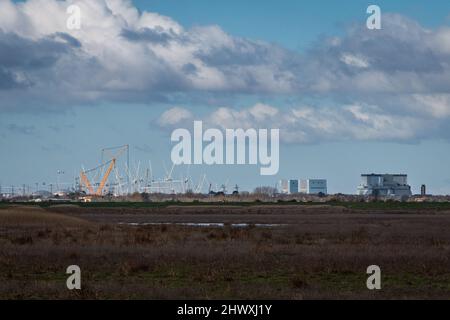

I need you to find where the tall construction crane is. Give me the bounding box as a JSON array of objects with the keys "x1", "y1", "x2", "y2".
[{"x1": 80, "y1": 145, "x2": 128, "y2": 196}]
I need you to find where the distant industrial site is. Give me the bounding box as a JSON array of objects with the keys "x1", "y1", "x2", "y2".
[{"x1": 0, "y1": 144, "x2": 448, "y2": 204}]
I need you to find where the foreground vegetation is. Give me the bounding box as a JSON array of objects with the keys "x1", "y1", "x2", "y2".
[
  {"x1": 3, "y1": 199, "x2": 450, "y2": 210},
  {"x1": 0, "y1": 204, "x2": 450, "y2": 299}
]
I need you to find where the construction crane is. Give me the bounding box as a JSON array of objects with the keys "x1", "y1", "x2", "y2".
[{"x1": 80, "y1": 145, "x2": 128, "y2": 196}]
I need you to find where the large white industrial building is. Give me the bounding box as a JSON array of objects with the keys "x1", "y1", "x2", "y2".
[
  {"x1": 279, "y1": 180, "x2": 289, "y2": 194},
  {"x1": 279, "y1": 179, "x2": 327, "y2": 195},
  {"x1": 357, "y1": 174, "x2": 412, "y2": 197},
  {"x1": 300, "y1": 179, "x2": 327, "y2": 195}
]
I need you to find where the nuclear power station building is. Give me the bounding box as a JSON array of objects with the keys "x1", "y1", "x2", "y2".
[
  {"x1": 279, "y1": 179, "x2": 327, "y2": 195},
  {"x1": 300, "y1": 179, "x2": 327, "y2": 195},
  {"x1": 357, "y1": 174, "x2": 412, "y2": 197}
]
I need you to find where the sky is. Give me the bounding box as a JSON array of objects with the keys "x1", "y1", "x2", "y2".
[{"x1": 1, "y1": 0, "x2": 450, "y2": 195}]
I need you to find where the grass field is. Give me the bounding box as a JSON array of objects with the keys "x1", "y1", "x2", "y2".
[
  {"x1": 1, "y1": 203, "x2": 450, "y2": 299},
  {"x1": 4, "y1": 199, "x2": 450, "y2": 210}
]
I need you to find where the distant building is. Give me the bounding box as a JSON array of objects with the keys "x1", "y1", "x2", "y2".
[
  {"x1": 31, "y1": 190, "x2": 53, "y2": 199},
  {"x1": 279, "y1": 180, "x2": 289, "y2": 194},
  {"x1": 357, "y1": 174, "x2": 412, "y2": 197},
  {"x1": 289, "y1": 180, "x2": 299, "y2": 194},
  {"x1": 300, "y1": 179, "x2": 328, "y2": 195},
  {"x1": 279, "y1": 179, "x2": 328, "y2": 195},
  {"x1": 421, "y1": 184, "x2": 426, "y2": 196}
]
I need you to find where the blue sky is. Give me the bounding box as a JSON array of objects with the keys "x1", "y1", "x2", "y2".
[
  {"x1": 134, "y1": 0, "x2": 450, "y2": 49},
  {"x1": 1, "y1": 0, "x2": 450, "y2": 195}
]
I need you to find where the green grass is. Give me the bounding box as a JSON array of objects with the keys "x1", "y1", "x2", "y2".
[{"x1": 10, "y1": 268, "x2": 447, "y2": 299}]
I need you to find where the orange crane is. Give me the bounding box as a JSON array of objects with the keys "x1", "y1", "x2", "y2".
[
  {"x1": 96, "y1": 159, "x2": 115, "y2": 195},
  {"x1": 80, "y1": 170, "x2": 94, "y2": 195},
  {"x1": 80, "y1": 145, "x2": 128, "y2": 196}
]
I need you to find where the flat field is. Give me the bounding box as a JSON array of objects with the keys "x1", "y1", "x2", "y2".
[{"x1": 1, "y1": 203, "x2": 450, "y2": 299}]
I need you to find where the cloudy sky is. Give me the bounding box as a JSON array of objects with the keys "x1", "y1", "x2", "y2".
[{"x1": 1, "y1": 0, "x2": 450, "y2": 194}]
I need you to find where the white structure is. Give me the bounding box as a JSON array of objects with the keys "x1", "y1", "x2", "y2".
[
  {"x1": 357, "y1": 174, "x2": 412, "y2": 197},
  {"x1": 279, "y1": 179, "x2": 327, "y2": 195},
  {"x1": 300, "y1": 179, "x2": 327, "y2": 195},
  {"x1": 278, "y1": 180, "x2": 289, "y2": 194},
  {"x1": 279, "y1": 179, "x2": 300, "y2": 194}
]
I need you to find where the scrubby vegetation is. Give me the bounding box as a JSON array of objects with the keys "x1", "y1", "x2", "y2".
[{"x1": 1, "y1": 204, "x2": 450, "y2": 299}]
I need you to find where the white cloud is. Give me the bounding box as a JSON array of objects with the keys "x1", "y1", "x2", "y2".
[
  {"x1": 158, "y1": 103, "x2": 429, "y2": 143},
  {"x1": 340, "y1": 53, "x2": 369, "y2": 68},
  {"x1": 411, "y1": 94, "x2": 450, "y2": 118},
  {"x1": 1, "y1": 2, "x2": 450, "y2": 105},
  {"x1": 2, "y1": 0, "x2": 450, "y2": 143},
  {"x1": 0, "y1": 0, "x2": 300, "y2": 110},
  {"x1": 158, "y1": 107, "x2": 193, "y2": 126},
  {"x1": 248, "y1": 103, "x2": 279, "y2": 121}
]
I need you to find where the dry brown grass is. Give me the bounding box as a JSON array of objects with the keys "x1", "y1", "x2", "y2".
[
  {"x1": 0, "y1": 206, "x2": 91, "y2": 228},
  {"x1": 1, "y1": 205, "x2": 450, "y2": 299}
]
